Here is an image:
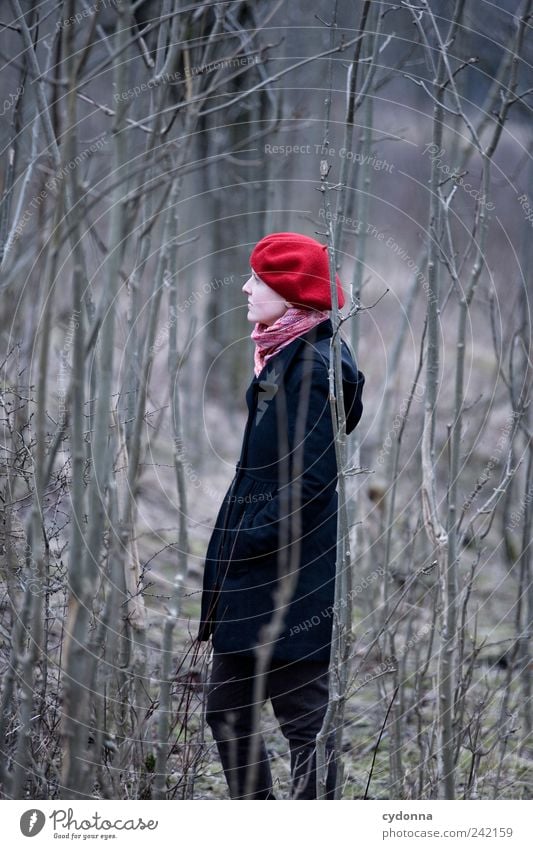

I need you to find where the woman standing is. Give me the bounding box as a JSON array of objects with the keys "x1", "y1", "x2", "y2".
[{"x1": 197, "y1": 232, "x2": 365, "y2": 799}]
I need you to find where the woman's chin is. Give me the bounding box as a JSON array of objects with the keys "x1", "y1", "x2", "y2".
[{"x1": 247, "y1": 307, "x2": 259, "y2": 322}]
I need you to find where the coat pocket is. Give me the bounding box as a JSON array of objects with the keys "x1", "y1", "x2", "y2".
[
  {"x1": 223, "y1": 513, "x2": 249, "y2": 574},
  {"x1": 224, "y1": 479, "x2": 278, "y2": 570}
]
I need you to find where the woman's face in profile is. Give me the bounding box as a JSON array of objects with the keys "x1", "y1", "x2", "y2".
[{"x1": 242, "y1": 269, "x2": 289, "y2": 326}]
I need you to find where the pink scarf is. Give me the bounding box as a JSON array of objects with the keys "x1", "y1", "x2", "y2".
[{"x1": 251, "y1": 307, "x2": 330, "y2": 376}]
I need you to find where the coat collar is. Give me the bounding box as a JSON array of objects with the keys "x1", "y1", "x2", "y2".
[{"x1": 250, "y1": 318, "x2": 333, "y2": 385}]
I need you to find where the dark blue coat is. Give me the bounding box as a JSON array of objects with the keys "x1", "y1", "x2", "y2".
[{"x1": 197, "y1": 319, "x2": 365, "y2": 662}]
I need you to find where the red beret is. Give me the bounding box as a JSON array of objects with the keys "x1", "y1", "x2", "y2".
[{"x1": 250, "y1": 232, "x2": 346, "y2": 310}]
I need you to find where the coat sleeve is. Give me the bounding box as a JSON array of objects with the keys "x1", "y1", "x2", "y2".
[{"x1": 228, "y1": 354, "x2": 340, "y2": 564}]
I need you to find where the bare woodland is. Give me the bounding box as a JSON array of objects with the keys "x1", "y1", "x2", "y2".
[{"x1": 0, "y1": 0, "x2": 532, "y2": 800}]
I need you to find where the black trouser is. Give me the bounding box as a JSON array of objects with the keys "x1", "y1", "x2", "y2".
[{"x1": 205, "y1": 651, "x2": 337, "y2": 799}]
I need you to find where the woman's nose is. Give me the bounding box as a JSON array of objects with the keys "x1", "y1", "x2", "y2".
[{"x1": 242, "y1": 277, "x2": 252, "y2": 294}]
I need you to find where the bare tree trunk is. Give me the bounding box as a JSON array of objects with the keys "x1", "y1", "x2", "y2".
[
  {"x1": 405, "y1": 0, "x2": 460, "y2": 800},
  {"x1": 315, "y1": 0, "x2": 380, "y2": 800},
  {"x1": 153, "y1": 183, "x2": 192, "y2": 801},
  {"x1": 60, "y1": 0, "x2": 130, "y2": 798}
]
